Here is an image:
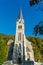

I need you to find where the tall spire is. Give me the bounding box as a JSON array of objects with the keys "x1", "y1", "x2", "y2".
[{"x1": 18, "y1": 8, "x2": 23, "y2": 19}]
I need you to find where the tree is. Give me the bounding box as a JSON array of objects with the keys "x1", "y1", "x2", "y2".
[
  {"x1": 30, "y1": 0, "x2": 42, "y2": 6},
  {"x1": 33, "y1": 21, "x2": 43, "y2": 36},
  {"x1": 29, "y1": 0, "x2": 43, "y2": 11}
]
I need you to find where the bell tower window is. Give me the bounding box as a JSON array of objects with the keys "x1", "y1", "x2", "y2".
[{"x1": 18, "y1": 25, "x2": 22, "y2": 29}]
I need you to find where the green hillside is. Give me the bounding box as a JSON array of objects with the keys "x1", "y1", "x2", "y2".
[
  {"x1": 0, "y1": 33, "x2": 43, "y2": 65},
  {"x1": 0, "y1": 33, "x2": 14, "y2": 65},
  {"x1": 26, "y1": 36, "x2": 43, "y2": 62}
]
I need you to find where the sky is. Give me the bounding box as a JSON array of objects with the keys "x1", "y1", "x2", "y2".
[{"x1": 0, "y1": 0, "x2": 43, "y2": 38}]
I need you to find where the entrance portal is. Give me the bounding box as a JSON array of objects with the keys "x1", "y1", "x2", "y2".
[{"x1": 18, "y1": 57, "x2": 22, "y2": 64}]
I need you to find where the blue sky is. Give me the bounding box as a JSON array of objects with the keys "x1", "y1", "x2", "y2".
[{"x1": 0, "y1": 0, "x2": 43, "y2": 38}]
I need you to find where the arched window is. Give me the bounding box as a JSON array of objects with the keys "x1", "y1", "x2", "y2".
[{"x1": 18, "y1": 33, "x2": 21, "y2": 41}]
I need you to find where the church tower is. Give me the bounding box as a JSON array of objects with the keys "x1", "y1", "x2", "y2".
[
  {"x1": 12, "y1": 9, "x2": 27, "y2": 64},
  {"x1": 15, "y1": 8, "x2": 24, "y2": 45},
  {"x1": 12, "y1": 9, "x2": 34, "y2": 64}
]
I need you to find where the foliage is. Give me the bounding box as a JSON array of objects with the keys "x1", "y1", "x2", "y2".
[
  {"x1": 26, "y1": 36, "x2": 43, "y2": 62},
  {"x1": 0, "y1": 33, "x2": 14, "y2": 65},
  {"x1": 33, "y1": 21, "x2": 43, "y2": 36},
  {"x1": 29, "y1": 0, "x2": 43, "y2": 11},
  {"x1": 30, "y1": 0, "x2": 42, "y2": 6}
]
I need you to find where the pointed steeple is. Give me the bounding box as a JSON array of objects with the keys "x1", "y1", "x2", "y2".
[{"x1": 18, "y1": 8, "x2": 23, "y2": 19}]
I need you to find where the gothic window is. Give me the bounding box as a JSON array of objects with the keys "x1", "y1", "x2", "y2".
[
  {"x1": 18, "y1": 25, "x2": 22, "y2": 29},
  {"x1": 19, "y1": 44, "x2": 21, "y2": 50},
  {"x1": 18, "y1": 44, "x2": 21, "y2": 56},
  {"x1": 18, "y1": 33, "x2": 21, "y2": 41},
  {"x1": 26, "y1": 47, "x2": 30, "y2": 52},
  {"x1": 22, "y1": 34, "x2": 24, "y2": 42}
]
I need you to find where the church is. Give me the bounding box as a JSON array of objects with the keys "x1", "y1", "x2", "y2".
[
  {"x1": 12, "y1": 9, "x2": 34, "y2": 63},
  {"x1": 2, "y1": 9, "x2": 35, "y2": 65}
]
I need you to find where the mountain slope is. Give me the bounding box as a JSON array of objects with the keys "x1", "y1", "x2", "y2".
[{"x1": 0, "y1": 33, "x2": 43, "y2": 65}]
